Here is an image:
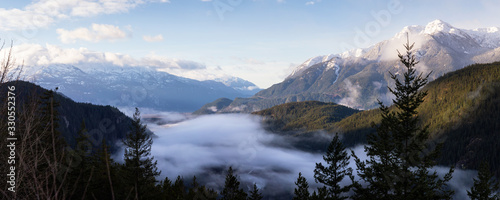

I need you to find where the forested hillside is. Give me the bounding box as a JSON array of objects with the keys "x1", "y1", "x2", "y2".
[
  {"x1": 255, "y1": 62, "x2": 500, "y2": 177},
  {"x1": 0, "y1": 81, "x2": 134, "y2": 151}
]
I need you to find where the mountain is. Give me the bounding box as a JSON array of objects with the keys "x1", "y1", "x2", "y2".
[
  {"x1": 254, "y1": 62, "x2": 500, "y2": 177},
  {"x1": 200, "y1": 19, "x2": 500, "y2": 113},
  {"x1": 0, "y1": 81, "x2": 134, "y2": 152},
  {"x1": 17, "y1": 64, "x2": 260, "y2": 112}
]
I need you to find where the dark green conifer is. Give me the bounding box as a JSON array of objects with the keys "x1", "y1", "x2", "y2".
[
  {"x1": 122, "y1": 107, "x2": 160, "y2": 200},
  {"x1": 248, "y1": 183, "x2": 263, "y2": 200},
  {"x1": 314, "y1": 133, "x2": 351, "y2": 199},
  {"x1": 468, "y1": 162, "x2": 500, "y2": 200},
  {"x1": 221, "y1": 166, "x2": 247, "y2": 200},
  {"x1": 352, "y1": 38, "x2": 454, "y2": 199},
  {"x1": 293, "y1": 172, "x2": 310, "y2": 200}
]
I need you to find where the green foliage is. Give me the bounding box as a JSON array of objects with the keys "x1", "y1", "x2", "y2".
[
  {"x1": 293, "y1": 172, "x2": 310, "y2": 200},
  {"x1": 468, "y1": 162, "x2": 500, "y2": 200},
  {"x1": 314, "y1": 133, "x2": 352, "y2": 200},
  {"x1": 221, "y1": 166, "x2": 247, "y2": 200},
  {"x1": 352, "y1": 39, "x2": 454, "y2": 199},
  {"x1": 248, "y1": 183, "x2": 263, "y2": 200},
  {"x1": 122, "y1": 108, "x2": 161, "y2": 200},
  {"x1": 254, "y1": 101, "x2": 359, "y2": 132}
]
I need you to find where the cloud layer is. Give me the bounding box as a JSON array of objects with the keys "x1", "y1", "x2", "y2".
[
  {"x1": 57, "y1": 24, "x2": 129, "y2": 43},
  {"x1": 0, "y1": 0, "x2": 167, "y2": 31},
  {"x1": 111, "y1": 113, "x2": 478, "y2": 198}
]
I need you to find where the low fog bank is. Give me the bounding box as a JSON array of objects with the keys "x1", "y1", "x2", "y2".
[
  {"x1": 113, "y1": 112, "x2": 477, "y2": 198},
  {"x1": 148, "y1": 114, "x2": 325, "y2": 197}
]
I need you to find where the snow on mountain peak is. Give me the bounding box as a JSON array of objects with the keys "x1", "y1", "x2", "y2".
[
  {"x1": 424, "y1": 19, "x2": 454, "y2": 34},
  {"x1": 288, "y1": 54, "x2": 336, "y2": 78}
]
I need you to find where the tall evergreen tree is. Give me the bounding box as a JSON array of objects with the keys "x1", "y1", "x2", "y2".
[
  {"x1": 352, "y1": 38, "x2": 454, "y2": 199},
  {"x1": 248, "y1": 183, "x2": 263, "y2": 200},
  {"x1": 293, "y1": 172, "x2": 310, "y2": 200},
  {"x1": 468, "y1": 162, "x2": 500, "y2": 200},
  {"x1": 314, "y1": 133, "x2": 352, "y2": 200},
  {"x1": 221, "y1": 166, "x2": 247, "y2": 200},
  {"x1": 122, "y1": 107, "x2": 160, "y2": 200}
]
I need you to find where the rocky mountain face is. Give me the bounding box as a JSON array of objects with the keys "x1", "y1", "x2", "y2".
[
  {"x1": 16, "y1": 64, "x2": 260, "y2": 112},
  {"x1": 198, "y1": 19, "x2": 500, "y2": 113}
]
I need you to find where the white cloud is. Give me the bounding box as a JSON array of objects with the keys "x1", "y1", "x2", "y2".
[
  {"x1": 0, "y1": 0, "x2": 167, "y2": 31},
  {"x1": 143, "y1": 34, "x2": 164, "y2": 42},
  {"x1": 5, "y1": 43, "x2": 208, "y2": 75},
  {"x1": 305, "y1": 1, "x2": 315, "y2": 5},
  {"x1": 56, "y1": 24, "x2": 129, "y2": 43}
]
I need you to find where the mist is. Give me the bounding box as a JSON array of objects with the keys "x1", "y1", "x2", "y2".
[{"x1": 113, "y1": 111, "x2": 477, "y2": 199}]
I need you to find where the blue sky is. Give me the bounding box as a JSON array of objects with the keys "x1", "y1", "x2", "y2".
[{"x1": 0, "y1": 0, "x2": 499, "y2": 88}]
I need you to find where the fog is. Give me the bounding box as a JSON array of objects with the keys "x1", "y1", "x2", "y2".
[{"x1": 114, "y1": 111, "x2": 476, "y2": 198}]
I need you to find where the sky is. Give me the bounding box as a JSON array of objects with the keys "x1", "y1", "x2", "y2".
[{"x1": 0, "y1": 0, "x2": 499, "y2": 88}]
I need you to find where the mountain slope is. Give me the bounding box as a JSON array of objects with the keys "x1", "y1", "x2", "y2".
[
  {"x1": 255, "y1": 62, "x2": 500, "y2": 176},
  {"x1": 17, "y1": 64, "x2": 260, "y2": 112},
  {"x1": 254, "y1": 101, "x2": 359, "y2": 132},
  {"x1": 0, "y1": 81, "x2": 134, "y2": 152},
  {"x1": 204, "y1": 19, "x2": 500, "y2": 112}
]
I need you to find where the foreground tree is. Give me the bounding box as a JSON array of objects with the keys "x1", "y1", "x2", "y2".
[
  {"x1": 122, "y1": 107, "x2": 160, "y2": 200},
  {"x1": 352, "y1": 38, "x2": 454, "y2": 199},
  {"x1": 248, "y1": 183, "x2": 263, "y2": 200},
  {"x1": 221, "y1": 166, "x2": 247, "y2": 200},
  {"x1": 468, "y1": 162, "x2": 500, "y2": 200},
  {"x1": 293, "y1": 172, "x2": 310, "y2": 200},
  {"x1": 314, "y1": 133, "x2": 352, "y2": 200}
]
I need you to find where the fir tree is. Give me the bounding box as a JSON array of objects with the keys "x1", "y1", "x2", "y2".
[
  {"x1": 221, "y1": 166, "x2": 247, "y2": 200},
  {"x1": 314, "y1": 133, "x2": 352, "y2": 199},
  {"x1": 468, "y1": 162, "x2": 500, "y2": 200},
  {"x1": 310, "y1": 186, "x2": 328, "y2": 200},
  {"x1": 352, "y1": 38, "x2": 454, "y2": 199},
  {"x1": 293, "y1": 172, "x2": 310, "y2": 200},
  {"x1": 248, "y1": 183, "x2": 263, "y2": 200},
  {"x1": 122, "y1": 107, "x2": 160, "y2": 200}
]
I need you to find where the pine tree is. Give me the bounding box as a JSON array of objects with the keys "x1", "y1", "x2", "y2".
[
  {"x1": 468, "y1": 162, "x2": 500, "y2": 200},
  {"x1": 293, "y1": 172, "x2": 310, "y2": 200},
  {"x1": 122, "y1": 107, "x2": 160, "y2": 200},
  {"x1": 314, "y1": 133, "x2": 352, "y2": 199},
  {"x1": 248, "y1": 183, "x2": 263, "y2": 200},
  {"x1": 221, "y1": 166, "x2": 247, "y2": 200},
  {"x1": 352, "y1": 38, "x2": 454, "y2": 199}
]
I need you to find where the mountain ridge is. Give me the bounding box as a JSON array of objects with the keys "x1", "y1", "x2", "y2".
[
  {"x1": 198, "y1": 19, "x2": 500, "y2": 113},
  {"x1": 16, "y1": 64, "x2": 260, "y2": 112}
]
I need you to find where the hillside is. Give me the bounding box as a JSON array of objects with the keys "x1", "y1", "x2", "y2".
[
  {"x1": 254, "y1": 62, "x2": 500, "y2": 176},
  {"x1": 254, "y1": 101, "x2": 359, "y2": 132},
  {"x1": 0, "y1": 81, "x2": 134, "y2": 152}
]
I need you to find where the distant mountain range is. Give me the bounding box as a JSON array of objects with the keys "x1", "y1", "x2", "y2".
[
  {"x1": 198, "y1": 19, "x2": 500, "y2": 113},
  {"x1": 15, "y1": 64, "x2": 260, "y2": 112}
]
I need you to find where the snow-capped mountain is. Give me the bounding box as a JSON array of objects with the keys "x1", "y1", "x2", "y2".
[
  {"x1": 200, "y1": 19, "x2": 500, "y2": 113},
  {"x1": 17, "y1": 64, "x2": 260, "y2": 112}
]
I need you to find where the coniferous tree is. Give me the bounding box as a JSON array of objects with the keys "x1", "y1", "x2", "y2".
[
  {"x1": 248, "y1": 183, "x2": 263, "y2": 200},
  {"x1": 221, "y1": 166, "x2": 247, "y2": 200},
  {"x1": 468, "y1": 162, "x2": 500, "y2": 200},
  {"x1": 314, "y1": 133, "x2": 352, "y2": 199},
  {"x1": 122, "y1": 107, "x2": 160, "y2": 200},
  {"x1": 293, "y1": 172, "x2": 310, "y2": 200},
  {"x1": 87, "y1": 140, "x2": 117, "y2": 200},
  {"x1": 310, "y1": 186, "x2": 328, "y2": 200},
  {"x1": 352, "y1": 38, "x2": 454, "y2": 199},
  {"x1": 171, "y1": 176, "x2": 186, "y2": 199}
]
